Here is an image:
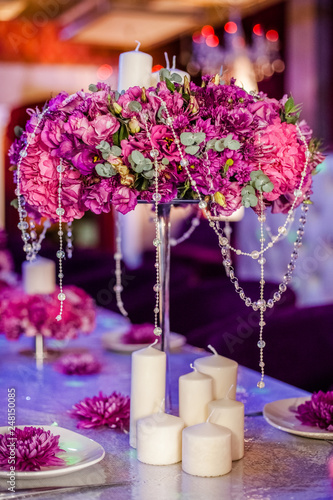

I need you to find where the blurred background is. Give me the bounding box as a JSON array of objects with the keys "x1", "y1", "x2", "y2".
[{"x1": 0, "y1": 0, "x2": 332, "y2": 391}]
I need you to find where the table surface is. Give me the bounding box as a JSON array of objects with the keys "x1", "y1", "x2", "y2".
[{"x1": 0, "y1": 309, "x2": 332, "y2": 500}]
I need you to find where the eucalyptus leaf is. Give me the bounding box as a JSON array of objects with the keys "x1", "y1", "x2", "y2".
[
  {"x1": 249, "y1": 194, "x2": 258, "y2": 206},
  {"x1": 88, "y1": 84, "x2": 98, "y2": 92},
  {"x1": 242, "y1": 198, "x2": 251, "y2": 208},
  {"x1": 10, "y1": 199, "x2": 19, "y2": 209},
  {"x1": 180, "y1": 132, "x2": 195, "y2": 146},
  {"x1": 131, "y1": 162, "x2": 144, "y2": 173},
  {"x1": 162, "y1": 158, "x2": 169, "y2": 165},
  {"x1": 143, "y1": 170, "x2": 155, "y2": 179},
  {"x1": 131, "y1": 150, "x2": 145, "y2": 164},
  {"x1": 159, "y1": 68, "x2": 170, "y2": 81},
  {"x1": 206, "y1": 139, "x2": 216, "y2": 151},
  {"x1": 142, "y1": 159, "x2": 153, "y2": 171},
  {"x1": 96, "y1": 140, "x2": 111, "y2": 154},
  {"x1": 185, "y1": 145, "x2": 200, "y2": 155},
  {"x1": 119, "y1": 123, "x2": 128, "y2": 142},
  {"x1": 215, "y1": 139, "x2": 225, "y2": 152},
  {"x1": 250, "y1": 171, "x2": 261, "y2": 181},
  {"x1": 110, "y1": 145, "x2": 122, "y2": 157},
  {"x1": 114, "y1": 91, "x2": 120, "y2": 100},
  {"x1": 262, "y1": 182, "x2": 274, "y2": 193},
  {"x1": 193, "y1": 132, "x2": 206, "y2": 144},
  {"x1": 95, "y1": 163, "x2": 117, "y2": 178},
  {"x1": 171, "y1": 73, "x2": 182, "y2": 83},
  {"x1": 14, "y1": 126, "x2": 23, "y2": 138},
  {"x1": 128, "y1": 101, "x2": 142, "y2": 112}
]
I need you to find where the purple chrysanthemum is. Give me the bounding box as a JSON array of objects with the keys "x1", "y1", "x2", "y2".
[
  {"x1": 55, "y1": 352, "x2": 102, "y2": 375},
  {"x1": 295, "y1": 391, "x2": 333, "y2": 431},
  {"x1": 0, "y1": 427, "x2": 65, "y2": 471},
  {"x1": 70, "y1": 391, "x2": 130, "y2": 431},
  {"x1": 122, "y1": 323, "x2": 156, "y2": 345}
]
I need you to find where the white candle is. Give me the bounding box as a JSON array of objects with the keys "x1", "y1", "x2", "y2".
[
  {"x1": 129, "y1": 340, "x2": 166, "y2": 448},
  {"x1": 179, "y1": 365, "x2": 213, "y2": 426},
  {"x1": 151, "y1": 54, "x2": 190, "y2": 86},
  {"x1": 182, "y1": 422, "x2": 232, "y2": 477},
  {"x1": 193, "y1": 345, "x2": 238, "y2": 400},
  {"x1": 136, "y1": 412, "x2": 184, "y2": 465},
  {"x1": 208, "y1": 399, "x2": 244, "y2": 461},
  {"x1": 118, "y1": 41, "x2": 153, "y2": 92},
  {"x1": 22, "y1": 257, "x2": 56, "y2": 295}
]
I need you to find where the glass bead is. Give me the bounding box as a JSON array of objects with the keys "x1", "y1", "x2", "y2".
[
  {"x1": 258, "y1": 257, "x2": 266, "y2": 265},
  {"x1": 30, "y1": 230, "x2": 37, "y2": 239},
  {"x1": 259, "y1": 361, "x2": 265, "y2": 368},
  {"x1": 20, "y1": 150, "x2": 27, "y2": 157},
  {"x1": 56, "y1": 208, "x2": 65, "y2": 216},
  {"x1": 21, "y1": 234, "x2": 29, "y2": 242},
  {"x1": 57, "y1": 164, "x2": 65, "y2": 173},
  {"x1": 23, "y1": 244, "x2": 32, "y2": 252},
  {"x1": 58, "y1": 188, "x2": 62, "y2": 193},
  {"x1": 17, "y1": 221, "x2": 29, "y2": 230},
  {"x1": 257, "y1": 299, "x2": 266, "y2": 309},
  {"x1": 301, "y1": 204, "x2": 309, "y2": 212},
  {"x1": 58, "y1": 273, "x2": 64, "y2": 278},
  {"x1": 245, "y1": 298, "x2": 252, "y2": 307},
  {"x1": 58, "y1": 230, "x2": 63, "y2": 236},
  {"x1": 252, "y1": 303, "x2": 259, "y2": 311},
  {"x1": 257, "y1": 340, "x2": 266, "y2": 348},
  {"x1": 113, "y1": 285, "x2": 123, "y2": 292},
  {"x1": 257, "y1": 381, "x2": 265, "y2": 389},
  {"x1": 154, "y1": 307, "x2": 159, "y2": 314},
  {"x1": 56, "y1": 250, "x2": 65, "y2": 259},
  {"x1": 20, "y1": 210, "x2": 28, "y2": 218},
  {"x1": 259, "y1": 320, "x2": 266, "y2": 327},
  {"x1": 251, "y1": 250, "x2": 260, "y2": 259},
  {"x1": 191, "y1": 180, "x2": 197, "y2": 187},
  {"x1": 267, "y1": 299, "x2": 274, "y2": 308},
  {"x1": 287, "y1": 263, "x2": 295, "y2": 271},
  {"x1": 279, "y1": 283, "x2": 287, "y2": 292},
  {"x1": 192, "y1": 219, "x2": 200, "y2": 227},
  {"x1": 221, "y1": 248, "x2": 228, "y2": 256},
  {"x1": 273, "y1": 292, "x2": 281, "y2": 301},
  {"x1": 297, "y1": 229, "x2": 304, "y2": 236},
  {"x1": 219, "y1": 237, "x2": 229, "y2": 246},
  {"x1": 294, "y1": 189, "x2": 302, "y2": 197},
  {"x1": 209, "y1": 221, "x2": 214, "y2": 227},
  {"x1": 166, "y1": 117, "x2": 173, "y2": 126},
  {"x1": 278, "y1": 226, "x2": 287, "y2": 234},
  {"x1": 154, "y1": 327, "x2": 162, "y2": 336},
  {"x1": 67, "y1": 241, "x2": 73, "y2": 249},
  {"x1": 153, "y1": 284, "x2": 161, "y2": 292},
  {"x1": 180, "y1": 159, "x2": 189, "y2": 167},
  {"x1": 56, "y1": 315, "x2": 62, "y2": 321},
  {"x1": 152, "y1": 193, "x2": 162, "y2": 202},
  {"x1": 258, "y1": 214, "x2": 266, "y2": 222},
  {"x1": 198, "y1": 200, "x2": 207, "y2": 209},
  {"x1": 114, "y1": 252, "x2": 122, "y2": 260},
  {"x1": 153, "y1": 238, "x2": 161, "y2": 247},
  {"x1": 283, "y1": 274, "x2": 291, "y2": 283},
  {"x1": 224, "y1": 258, "x2": 231, "y2": 267},
  {"x1": 236, "y1": 249, "x2": 242, "y2": 255},
  {"x1": 260, "y1": 279, "x2": 265, "y2": 286},
  {"x1": 229, "y1": 270, "x2": 235, "y2": 279},
  {"x1": 58, "y1": 292, "x2": 66, "y2": 301},
  {"x1": 149, "y1": 149, "x2": 159, "y2": 158},
  {"x1": 234, "y1": 281, "x2": 239, "y2": 290},
  {"x1": 239, "y1": 291, "x2": 245, "y2": 300}
]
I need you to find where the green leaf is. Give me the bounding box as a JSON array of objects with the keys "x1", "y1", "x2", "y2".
[
  {"x1": 162, "y1": 158, "x2": 169, "y2": 165},
  {"x1": 224, "y1": 134, "x2": 241, "y2": 150},
  {"x1": 95, "y1": 163, "x2": 117, "y2": 178},
  {"x1": 262, "y1": 181, "x2": 274, "y2": 193},
  {"x1": 119, "y1": 123, "x2": 128, "y2": 142},
  {"x1": 143, "y1": 169, "x2": 155, "y2": 179},
  {"x1": 206, "y1": 139, "x2": 216, "y2": 151},
  {"x1": 142, "y1": 159, "x2": 153, "y2": 171},
  {"x1": 88, "y1": 84, "x2": 98, "y2": 92},
  {"x1": 241, "y1": 185, "x2": 255, "y2": 196},
  {"x1": 284, "y1": 96, "x2": 295, "y2": 114},
  {"x1": 185, "y1": 145, "x2": 200, "y2": 155},
  {"x1": 112, "y1": 130, "x2": 120, "y2": 147},
  {"x1": 214, "y1": 139, "x2": 225, "y2": 152},
  {"x1": 159, "y1": 68, "x2": 170, "y2": 81},
  {"x1": 193, "y1": 132, "x2": 206, "y2": 144},
  {"x1": 128, "y1": 101, "x2": 142, "y2": 112},
  {"x1": 171, "y1": 73, "x2": 182, "y2": 83},
  {"x1": 114, "y1": 91, "x2": 120, "y2": 100},
  {"x1": 134, "y1": 176, "x2": 150, "y2": 191},
  {"x1": 10, "y1": 198, "x2": 18, "y2": 209},
  {"x1": 131, "y1": 150, "x2": 145, "y2": 164},
  {"x1": 131, "y1": 162, "x2": 144, "y2": 173},
  {"x1": 14, "y1": 126, "x2": 23, "y2": 138},
  {"x1": 165, "y1": 78, "x2": 175, "y2": 93},
  {"x1": 249, "y1": 194, "x2": 258, "y2": 206},
  {"x1": 110, "y1": 145, "x2": 122, "y2": 157},
  {"x1": 180, "y1": 132, "x2": 195, "y2": 146},
  {"x1": 250, "y1": 170, "x2": 261, "y2": 181}
]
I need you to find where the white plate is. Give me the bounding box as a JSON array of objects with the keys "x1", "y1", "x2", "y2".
[
  {"x1": 0, "y1": 425, "x2": 105, "y2": 478},
  {"x1": 263, "y1": 397, "x2": 333, "y2": 439},
  {"x1": 102, "y1": 331, "x2": 186, "y2": 353}
]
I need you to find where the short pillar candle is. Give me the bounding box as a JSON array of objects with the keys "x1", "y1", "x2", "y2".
[
  {"x1": 208, "y1": 399, "x2": 244, "y2": 461},
  {"x1": 136, "y1": 412, "x2": 184, "y2": 465},
  {"x1": 129, "y1": 341, "x2": 166, "y2": 448},
  {"x1": 22, "y1": 257, "x2": 56, "y2": 295},
  {"x1": 179, "y1": 365, "x2": 213, "y2": 426},
  {"x1": 194, "y1": 345, "x2": 238, "y2": 400},
  {"x1": 182, "y1": 422, "x2": 232, "y2": 477},
  {"x1": 118, "y1": 42, "x2": 153, "y2": 92}
]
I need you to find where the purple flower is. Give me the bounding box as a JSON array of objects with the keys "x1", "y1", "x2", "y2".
[
  {"x1": 112, "y1": 186, "x2": 138, "y2": 214},
  {"x1": 55, "y1": 353, "x2": 101, "y2": 375},
  {"x1": 0, "y1": 427, "x2": 65, "y2": 471},
  {"x1": 70, "y1": 391, "x2": 130, "y2": 431},
  {"x1": 122, "y1": 323, "x2": 156, "y2": 344},
  {"x1": 80, "y1": 178, "x2": 114, "y2": 214},
  {"x1": 295, "y1": 391, "x2": 333, "y2": 431},
  {"x1": 150, "y1": 125, "x2": 180, "y2": 161}
]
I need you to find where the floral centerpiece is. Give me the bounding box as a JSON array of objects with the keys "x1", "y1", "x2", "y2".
[{"x1": 8, "y1": 72, "x2": 325, "y2": 387}]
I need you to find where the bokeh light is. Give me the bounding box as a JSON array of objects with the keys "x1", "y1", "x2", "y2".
[
  {"x1": 97, "y1": 64, "x2": 113, "y2": 80},
  {"x1": 152, "y1": 64, "x2": 164, "y2": 72},
  {"x1": 253, "y1": 24, "x2": 263, "y2": 36},
  {"x1": 266, "y1": 30, "x2": 279, "y2": 42},
  {"x1": 206, "y1": 35, "x2": 219, "y2": 48},
  {"x1": 201, "y1": 25, "x2": 215, "y2": 38},
  {"x1": 224, "y1": 22, "x2": 237, "y2": 34},
  {"x1": 192, "y1": 31, "x2": 203, "y2": 43}
]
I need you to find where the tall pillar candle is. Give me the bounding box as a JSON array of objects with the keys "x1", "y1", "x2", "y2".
[
  {"x1": 22, "y1": 257, "x2": 56, "y2": 295},
  {"x1": 137, "y1": 412, "x2": 184, "y2": 465},
  {"x1": 179, "y1": 365, "x2": 213, "y2": 426},
  {"x1": 194, "y1": 345, "x2": 238, "y2": 400},
  {"x1": 129, "y1": 341, "x2": 166, "y2": 448},
  {"x1": 208, "y1": 399, "x2": 244, "y2": 461},
  {"x1": 118, "y1": 42, "x2": 153, "y2": 92},
  {"x1": 182, "y1": 422, "x2": 232, "y2": 477}
]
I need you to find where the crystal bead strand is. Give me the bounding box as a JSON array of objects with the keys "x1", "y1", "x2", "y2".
[
  {"x1": 55, "y1": 159, "x2": 66, "y2": 321},
  {"x1": 66, "y1": 222, "x2": 73, "y2": 259},
  {"x1": 170, "y1": 209, "x2": 201, "y2": 246},
  {"x1": 257, "y1": 195, "x2": 266, "y2": 388},
  {"x1": 114, "y1": 214, "x2": 128, "y2": 317}
]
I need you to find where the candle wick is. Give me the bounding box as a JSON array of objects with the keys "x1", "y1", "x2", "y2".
[
  {"x1": 219, "y1": 65, "x2": 223, "y2": 76},
  {"x1": 149, "y1": 338, "x2": 159, "y2": 348},
  {"x1": 135, "y1": 40, "x2": 141, "y2": 51},
  {"x1": 164, "y1": 52, "x2": 170, "y2": 70},
  {"x1": 207, "y1": 344, "x2": 218, "y2": 356},
  {"x1": 190, "y1": 363, "x2": 197, "y2": 372},
  {"x1": 172, "y1": 55, "x2": 176, "y2": 70},
  {"x1": 206, "y1": 409, "x2": 215, "y2": 423}
]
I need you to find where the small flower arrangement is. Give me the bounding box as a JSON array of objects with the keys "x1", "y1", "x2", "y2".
[
  {"x1": 0, "y1": 285, "x2": 96, "y2": 341},
  {"x1": 0, "y1": 426, "x2": 65, "y2": 471},
  {"x1": 55, "y1": 352, "x2": 102, "y2": 375},
  {"x1": 295, "y1": 391, "x2": 333, "y2": 431},
  {"x1": 9, "y1": 73, "x2": 324, "y2": 221},
  {"x1": 70, "y1": 391, "x2": 130, "y2": 431},
  {"x1": 122, "y1": 323, "x2": 156, "y2": 344}
]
